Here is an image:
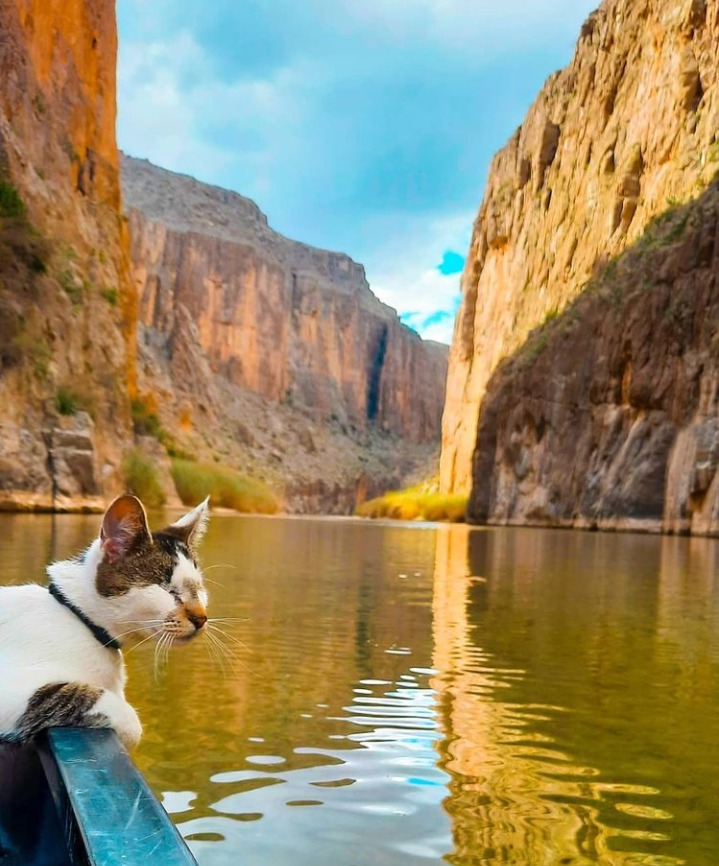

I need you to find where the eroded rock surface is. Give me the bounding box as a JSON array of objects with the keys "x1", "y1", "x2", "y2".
[
  {"x1": 469, "y1": 183, "x2": 719, "y2": 534},
  {"x1": 442, "y1": 0, "x2": 719, "y2": 498},
  {"x1": 122, "y1": 156, "x2": 447, "y2": 512},
  {"x1": 0, "y1": 0, "x2": 133, "y2": 510}
]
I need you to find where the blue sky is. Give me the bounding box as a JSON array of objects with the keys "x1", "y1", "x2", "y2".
[{"x1": 117, "y1": 0, "x2": 598, "y2": 344}]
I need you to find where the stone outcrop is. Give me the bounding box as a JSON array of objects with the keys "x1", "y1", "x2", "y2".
[
  {"x1": 0, "y1": 0, "x2": 133, "y2": 510},
  {"x1": 122, "y1": 155, "x2": 447, "y2": 444},
  {"x1": 469, "y1": 182, "x2": 719, "y2": 534},
  {"x1": 442, "y1": 0, "x2": 719, "y2": 498}
]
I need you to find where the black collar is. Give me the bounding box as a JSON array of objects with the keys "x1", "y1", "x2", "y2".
[{"x1": 48, "y1": 582, "x2": 121, "y2": 651}]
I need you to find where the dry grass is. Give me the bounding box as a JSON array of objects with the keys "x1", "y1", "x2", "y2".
[
  {"x1": 171, "y1": 459, "x2": 279, "y2": 514},
  {"x1": 356, "y1": 485, "x2": 467, "y2": 523},
  {"x1": 122, "y1": 448, "x2": 166, "y2": 509}
]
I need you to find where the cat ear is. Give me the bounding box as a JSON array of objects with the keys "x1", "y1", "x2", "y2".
[
  {"x1": 100, "y1": 494, "x2": 152, "y2": 562},
  {"x1": 164, "y1": 497, "x2": 210, "y2": 549}
]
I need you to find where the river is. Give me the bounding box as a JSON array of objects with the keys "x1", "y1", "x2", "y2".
[{"x1": 3, "y1": 512, "x2": 719, "y2": 865}]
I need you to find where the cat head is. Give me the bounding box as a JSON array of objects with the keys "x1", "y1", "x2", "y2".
[{"x1": 94, "y1": 494, "x2": 210, "y2": 643}]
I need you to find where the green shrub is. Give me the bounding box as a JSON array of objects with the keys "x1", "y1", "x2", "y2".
[
  {"x1": 101, "y1": 287, "x2": 119, "y2": 306},
  {"x1": 0, "y1": 182, "x2": 25, "y2": 219},
  {"x1": 171, "y1": 459, "x2": 278, "y2": 514},
  {"x1": 56, "y1": 387, "x2": 79, "y2": 415},
  {"x1": 122, "y1": 448, "x2": 166, "y2": 508},
  {"x1": 131, "y1": 398, "x2": 163, "y2": 438}
]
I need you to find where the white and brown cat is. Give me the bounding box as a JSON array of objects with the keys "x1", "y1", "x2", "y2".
[{"x1": 0, "y1": 494, "x2": 210, "y2": 748}]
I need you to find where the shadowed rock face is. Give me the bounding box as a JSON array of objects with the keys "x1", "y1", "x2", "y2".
[
  {"x1": 0, "y1": 0, "x2": 133, "y2": 510},
  {"x1": 122, "y1": 155, "x2": 448, "y2": 444},
  {"x1": 469, "y1": 182, "x2": 719, "y2": 535},
  {"x1": 442, "y1": 0, "x2": 719, "y2": 497}
]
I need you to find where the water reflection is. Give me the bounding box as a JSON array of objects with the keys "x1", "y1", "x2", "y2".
[
  {"x1": 3, "y1": 515, "x2": 719, "y2": 864},
  {"x1": 431, "y1": 527, "x2": 719, "y2": 865}
]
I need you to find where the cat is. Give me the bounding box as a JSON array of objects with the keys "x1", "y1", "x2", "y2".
[{"x1": 0, "y1": 493, "x2": 210, "y2": 749}]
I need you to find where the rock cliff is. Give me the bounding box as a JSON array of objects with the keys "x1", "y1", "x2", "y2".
[
  {"x1": 442, "y1": 0, "x2": 719, "y2": 501},
  {"x1": 469, "y1": 180, "x2": 719, "y2": 533},
  {"x1": 122, "y1": 155, "x2": 447, "y2": 443},
  {"x1": 0, "y1": 0, "x2": 133, "y2": 510},
  {"x1": 122, "y1": 156, "x2": 448, "y2": 512}
]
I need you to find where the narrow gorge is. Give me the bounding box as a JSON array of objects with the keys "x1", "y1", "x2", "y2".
[
  {"x1": 0, "y1": 2, "x2": 447, "y2": 514},
  {"x1": 122, "y1": 156, "x2": 448, "y2": 513}
]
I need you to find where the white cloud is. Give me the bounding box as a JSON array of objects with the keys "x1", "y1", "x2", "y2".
[{"x1": 367, "y1": 210, "x2": 473, "y2": 345}]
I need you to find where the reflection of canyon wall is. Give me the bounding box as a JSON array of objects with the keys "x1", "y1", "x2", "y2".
[
  {"x1": 0, "y1": 0, "x2": 133, "y2": 509},
  {"x1": 441, "y1": 0, "x2": 719, "y2": 504},
  {"x1": 431, "y1": 527, "x2": 601, "y2": 864},
  {"x1": 122, "y1": 156, "x2": 448, "y2": 444},
  {"x1": 431, "y1": 526, "x2": 719, "y2": 864}
]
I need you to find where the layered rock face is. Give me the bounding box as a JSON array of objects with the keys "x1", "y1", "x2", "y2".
[
  {"x1": 442, "y1": 0, "x2": 719, "y2": 497},
  {"x1": 469, "y1": 182, "x2": 719, "y2": 534},
  {"x1": 0, "y1": 0, "x2": 133, "y2": 509},
  {"x1": 122, "y1": 155, "x2": 447, "y2": 445}
]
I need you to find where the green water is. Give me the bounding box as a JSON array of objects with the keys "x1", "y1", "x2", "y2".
[{"x1": 3, "y1": 513, "x2": 719, "y2": 865}]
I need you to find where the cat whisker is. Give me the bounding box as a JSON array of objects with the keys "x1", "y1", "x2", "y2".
[
  {"x1": 204, "y1": 630, "x2": 234, "y2": 678},
  {"x1": 153, "y1": 632, "x2": 173, "y2": 681},
  {"x1": 118, "y1": 618, "x2": 165, "y2": 626},
  {"x1": 205, "y1": 624, "x2": 257, "y2": 677},
  {"x1": 206, "y1": 622, "x2": 250, "y2": 651},
  {"x1": 204, "y1": 629, "x2": 246, "y2": 679}
]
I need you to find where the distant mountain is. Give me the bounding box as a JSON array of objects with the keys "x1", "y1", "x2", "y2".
[{"x1": 122, "y1": 155, "x2": 448, "y2": 512}]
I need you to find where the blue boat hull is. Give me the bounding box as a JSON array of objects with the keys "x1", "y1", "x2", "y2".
[{"x1": 0, "y1": 730, "x2": 197, "y2": 866}]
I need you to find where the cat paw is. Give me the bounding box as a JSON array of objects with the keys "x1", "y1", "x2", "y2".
[{"x1": 93, "y1": 691, "x2": 142, "y2": 749}]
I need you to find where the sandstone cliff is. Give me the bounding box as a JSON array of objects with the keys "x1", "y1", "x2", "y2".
[
  {"x1": 442, "y1": 0, "x2": 719, "y2": 499},
  {"x1": 122, "y1": 155, "x2": 448, "y2": 513},
  {"x1": 0, "y1": 0, "x2": 133, "y2": 510},
  {"x1": 470, "y1": 180, "x2": 719, "y2": 533}
]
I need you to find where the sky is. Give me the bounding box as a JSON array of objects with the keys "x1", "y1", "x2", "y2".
[{"x1": 117, "y1": 0, "x2": 599, "y2": 345}]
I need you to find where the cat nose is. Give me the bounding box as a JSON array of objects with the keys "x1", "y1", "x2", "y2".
[{"x1": 188, "y1": 611, "x2": 207, "y2": 630}]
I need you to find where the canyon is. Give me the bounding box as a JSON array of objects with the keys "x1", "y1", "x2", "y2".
[
  {"x1": 0, "y1": 0, "x2": 446, "y2": 513},
  {"x1": 122, "y1": 156, "x2": 447, "y2": 513},
  {"x1": 442, "y1": 0, "x2": 719, "y2": 509}
]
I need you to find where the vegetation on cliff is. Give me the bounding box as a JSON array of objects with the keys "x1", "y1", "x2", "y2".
[
  {"x1": 442, "y1": 0, "x2": 719, "y2": 500},
  {"x1": 469, "y1": 176, "x2": 719, "y2": 533},
  {"x1": 171, "y1": 459, "x2": 279, "y2": 514},
  {"x1": 356, "y1": 481, "x2": 467, "y2": 522}
]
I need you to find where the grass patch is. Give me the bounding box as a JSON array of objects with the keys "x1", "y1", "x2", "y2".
[
  {"x1": 171, "y1": 459, "x2": 279, "y2": 514},
  {"x1": 57, "y1": 269, "x2": 87, "y2": 306},
  {"x1": 356, "y1": 486, "x2": 467, "y2": 522},
  {"x1": 8, "y1": 328, "x2": 52, "y2": 377},
  {"x1": 131, "y1": 397, "x2": 194, "y2": 459},
  {"x1": 0, "y1": 182, "x2": 25, "y2": 219},
  {"x1": 122, "y1": 448, "x2": 166, "y2": 509},
  {"x1": 100, "y1": 287, "x2": 119, "y2": 306},
  {"x1": 56, "y1": 387, "x2": 80, "y2": 415},
  {"x1": 131, "y1": 398, "x2": 164, "y2": 439}
]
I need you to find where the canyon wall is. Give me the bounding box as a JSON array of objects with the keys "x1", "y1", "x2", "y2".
[
  {"x1": 469, "y1": 182, "x2": 719, "y2": 534},
  {"x1": 122, "y1": 155, "x2": 447, "y2": 447},
  {"x1": 442, "y1": 0, "x2": 719, "y2": 499},
  {"x1": 0, "y1": 0, "x2": 133, "y2": 510}
]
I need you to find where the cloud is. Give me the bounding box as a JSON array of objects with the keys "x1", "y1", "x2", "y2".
[
  {"x1": 366, "y1": 211, "x2": 472, "y2": 345},
  {"x1": 117, "y1": 0, "x2": 599, "y2": 342}
]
